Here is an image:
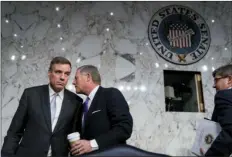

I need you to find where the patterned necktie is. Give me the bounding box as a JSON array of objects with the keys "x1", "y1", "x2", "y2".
[
  {"x1": 51, "y1": 93, "x2": 58, "y2": 124},
  {"x1": 82, "y1": 97, "x2": 90, "y2": 127}
]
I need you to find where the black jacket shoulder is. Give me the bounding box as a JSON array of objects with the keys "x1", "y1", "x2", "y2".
[{"x1": 65, "y1": 89, "x2": 83, "y2": 103}]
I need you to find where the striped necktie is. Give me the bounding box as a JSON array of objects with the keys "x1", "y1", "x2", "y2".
[{"x1": 82, "y1": 97, "x2": 90, "y2": 128}]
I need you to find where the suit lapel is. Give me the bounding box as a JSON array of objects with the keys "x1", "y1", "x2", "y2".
[
  {"x1": 41, "y1": 85, "x2": 52, "y2": 132},
  {"x1": 84, "y1": 87, "x2": 102, "y2": 128},
  {"x1": 53, "y1": 89, "x2": 70, "y2": 133}
]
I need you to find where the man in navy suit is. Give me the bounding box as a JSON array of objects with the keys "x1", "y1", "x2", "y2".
[
  {"x1": 71, "y1": 65, "x2": 133, "y2": 155},
  {"x1": 202, "y1": 64, "x2": 232, "y2": 156},
  {"x1": 1, "y1": 57, "x2": 82, "y2": 157}
]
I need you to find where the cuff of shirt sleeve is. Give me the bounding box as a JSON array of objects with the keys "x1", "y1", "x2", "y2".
[{"x1": 90, "y1": 139, "x2": 99, "y2": 151}]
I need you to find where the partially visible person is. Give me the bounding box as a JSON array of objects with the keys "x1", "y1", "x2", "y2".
[
  {"x1": 201, "y1": 64, "x2": 232, "y2": 156},
  {"x1": 1, "y1": 57, "x2": 82, "y2": 157},
  {"x1": 71, "y1": 65, "x2": 133, "y2": 155}
]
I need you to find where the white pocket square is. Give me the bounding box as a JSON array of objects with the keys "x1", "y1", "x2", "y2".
[{"x1": 92, "y1": 110, "x2": 101, "y2": 114}]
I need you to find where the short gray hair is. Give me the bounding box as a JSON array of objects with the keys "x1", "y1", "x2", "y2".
[
  {"x1": 212, "y1": 64, "x2": 232, "y2": 77},
  {"x1": 77, "y1": 65, "x2": 101, "y2": 84}
]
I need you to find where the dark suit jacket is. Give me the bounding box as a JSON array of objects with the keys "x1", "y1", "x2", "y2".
[
  {"x1": 73, "y1": 86, "x2": 133, "y2": 150},
  {"x1": 1, "y1": 85, "x2": 82, "y2": 157},
  {"x1": 205, "y1": 88, "x2": 232, "y2": 156}
]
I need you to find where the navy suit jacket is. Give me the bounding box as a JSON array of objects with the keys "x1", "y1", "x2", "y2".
[
  {"x1": 205, "y1": 88, "x2": 232, "y2": 156},
  {"x1": 1, "y1": 85, "x2": 82, "y2": 157},
  {"x1": 73, "y1": 86, "x2": 133, "y2": 150}
]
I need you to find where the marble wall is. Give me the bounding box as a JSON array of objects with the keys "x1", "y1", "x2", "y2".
[{"x1": 1, "y1": 1, "x2": 232, "y2": 156}]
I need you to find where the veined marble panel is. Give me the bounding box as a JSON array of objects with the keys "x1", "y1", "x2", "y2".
[{"x1": 1, "y1": 1, "x2": 232, "y2": 156}]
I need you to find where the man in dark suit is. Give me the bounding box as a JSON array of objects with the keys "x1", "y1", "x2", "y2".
[
  {"x1": 201, "y1": 64, "x2": 232, "y2": 156},
  {"x1": 1, "y1": 57, "x2": 82, "y2": 157},
  {"x1": 71, "y1": 65, "x2": 133, "y2": 155}
]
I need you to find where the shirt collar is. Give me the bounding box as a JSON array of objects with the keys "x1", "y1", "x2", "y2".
[
  {"x1": 88, "y1": 85, "x2": 100, "y2": 101},
  {"x1": 49, "y1": 84, "x2": 64, "y2": 100}
]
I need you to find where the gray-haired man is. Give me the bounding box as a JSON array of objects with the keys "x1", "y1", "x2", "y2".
[{"x1": 71, "y1": 65, "x2": 133, "y2": 155}]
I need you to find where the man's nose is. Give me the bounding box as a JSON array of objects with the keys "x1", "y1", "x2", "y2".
[{"x1": 60, "y1": 73, "x2": 65, "y2": 80}]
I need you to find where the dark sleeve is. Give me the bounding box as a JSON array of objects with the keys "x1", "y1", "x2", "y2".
[
  {"x1": 1, "y1": 89, "x2": 29, "y2": 156},
  {"x1": 69, "y1": 96, "x2": 83, "y2": 154},
  {"x1": 71, "y1": 96, "x2": 83, "y2": 134},
  {"x1": 205, "y1": 90, "x2": 232, "y2": 156},
  {"x1": 95, "y1": 88, "x2": 133, "y2": 149}
]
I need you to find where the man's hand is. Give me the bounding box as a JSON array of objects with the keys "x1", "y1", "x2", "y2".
[
  {"x1": 200, "y1": 148, "x2": 205, "y2": 156},
  {"x1": 70, "y1": 140, "x2": 92, "y2": 155}
]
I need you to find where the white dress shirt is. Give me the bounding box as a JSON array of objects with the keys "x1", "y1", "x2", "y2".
[
  {"x1": 47, "y1": 84, "x2": 64, "y2": 156},
  {"x1": 82, "y1": 85, "x2": 100, "y2": 151}
]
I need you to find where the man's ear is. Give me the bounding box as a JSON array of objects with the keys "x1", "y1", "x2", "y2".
[
  {"x1": 48, "y1": 70, "x2": 51, "y2": 77},
  {"x1": 86, "y1": 73, "x2": 91, "y2": 82},
  {"x1": 228, "y1": 75, "x2": 232, "y2": 85}
]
